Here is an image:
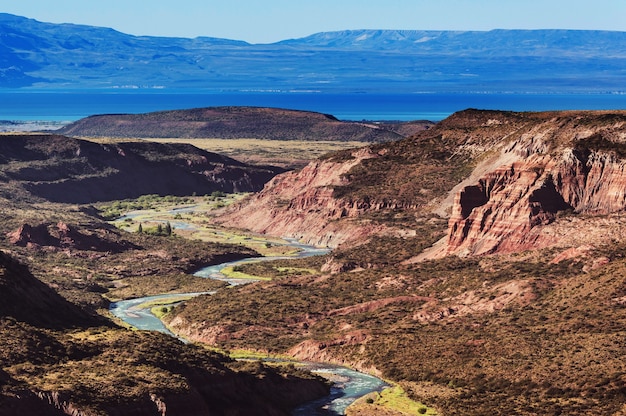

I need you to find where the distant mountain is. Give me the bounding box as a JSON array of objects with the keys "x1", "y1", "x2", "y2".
[
  {"x1": 2, "y1": 13, "x2": 626, "y2": 92},
  {"x1": 56, "y1": 106, "x2": 431, "y2": 141}
]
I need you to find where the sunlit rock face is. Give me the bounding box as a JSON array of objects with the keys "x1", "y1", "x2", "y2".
[{"x1": 445, "y1": 122, "x2": 626, "y2": 257}]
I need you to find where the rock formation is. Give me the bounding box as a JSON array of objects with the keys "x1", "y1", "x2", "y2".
[
  {"x1": 220, "y1": 110, "x2": 626, "y2": 258},
  {"x1": 440, "y1": 116, "x2": 626, "y2": 257},
  {"x1": 217, "y1": 147, "x2": 388, "y2": 247},
  {"x1": 7, "y1": 222, "x2": 134, "y2": 253}
]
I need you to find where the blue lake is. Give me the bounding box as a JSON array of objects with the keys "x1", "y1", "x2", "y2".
[{"x1": 1, "y1": 91, "x2": 626, "y2": 122}]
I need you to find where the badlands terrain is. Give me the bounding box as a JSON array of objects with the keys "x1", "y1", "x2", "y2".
[{"x1": 1, "y1": 108, "x2": 626, "y2": 415}]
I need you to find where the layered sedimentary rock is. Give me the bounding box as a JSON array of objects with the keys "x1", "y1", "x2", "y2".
[
  {"x1": 217, "y1": 148, "x2": 387, "y2": 247},
  {"x1": 443, "y1": 129, "x2": 626, "y2": 257},
  {"x1": 220, "y1": 109, "x2": 626, "y2": 258}
]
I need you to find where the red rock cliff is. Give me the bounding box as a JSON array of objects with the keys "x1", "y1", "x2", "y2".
[
  {"x1": 220, "y1": 110, "x2": 626, "y2": 258},
  {"x1": 442, "y1": 116, "x2": 626, "y2": 257},
  {"x1": 217, "y1": 148, "x2": 388, "y2": 247}
]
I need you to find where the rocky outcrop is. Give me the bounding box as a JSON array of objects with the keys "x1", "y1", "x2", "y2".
[
  {"x1": 442, "y1": 133, "x2": 626, "y2": 257},
  {"x1": 7, "y1": 222, "x2": 135, "y2": 253},
  {"x1": 217, "y1": 148, "x2": 391, "y2": 247}
]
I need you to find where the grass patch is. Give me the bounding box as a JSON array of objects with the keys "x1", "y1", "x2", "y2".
[
  {"x1": 103, "y1": 194, "x2": 306, "y2": 256},
  {"x1": 135, "y1": 295, "x2": 198, "y2": 311},
  {"x1": 372, "y1": 386, "x2": 437, "y2": 415},
  {"x1": 276, "y1": 266, "x2": 317, "y2": 275},
  {"x1": 221, "y1": 265, "x2": 271, "y2": 281},
  {"x1": 151, "y1": 305, "x2": 175, "y2": 319}
]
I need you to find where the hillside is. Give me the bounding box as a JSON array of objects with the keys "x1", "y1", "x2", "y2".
[
  {"x1": 0, "y1": 134, "x2": 284, "y2": 203},
  {"x1": 217, "y1": 109, "x2": 626, "y2": 253},
  {"x1": 55, "y1": 106, "x2": 428, "y2": 142},
  {"x1": 0, "y1": 195, "x2": 330, "y2": 414},
  {"x1": 2, "y1": 13, "x2": 626, "y2": 92},
  {"x1": 0, "y1": 248, "x2": 328, "y2": 415},
  {"x1": 169, "y1": 109, "x2": 626, "y2": 414}
]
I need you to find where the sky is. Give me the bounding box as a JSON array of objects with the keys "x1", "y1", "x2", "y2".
[{"x1": 1, "y1": 0, "x2": 625, "y2": 44}]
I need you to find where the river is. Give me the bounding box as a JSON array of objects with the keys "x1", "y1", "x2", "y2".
[{"x1": 110, "y1": 236, "x2": 388, "y2": 415}]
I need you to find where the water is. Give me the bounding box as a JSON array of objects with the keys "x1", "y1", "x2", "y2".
[
  {"x1": 109, "y1": 292, "x2": 211, "y2": 339},
  {"x1": 2, "y1": 90, "x2": 626, "y2": 122},
  {"x1": 109, "y1": 238, "x2": 386, "y2": 415},
  {"x1": 292, "y1": 365, "x2": 388, "y2": 415}
]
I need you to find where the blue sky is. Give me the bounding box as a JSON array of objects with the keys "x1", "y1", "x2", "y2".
[{"x1": 1, "y1": 0, "x2": 625, "y2": 43}]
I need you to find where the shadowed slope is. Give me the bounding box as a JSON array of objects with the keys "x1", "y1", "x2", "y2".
[{"x1": 0, "y1": 134, "x2": 284, "y2": 203}]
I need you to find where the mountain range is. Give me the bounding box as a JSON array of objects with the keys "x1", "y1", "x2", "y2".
[{"x1": 2, "y1": 13, "x2": 626, "y2": 92}]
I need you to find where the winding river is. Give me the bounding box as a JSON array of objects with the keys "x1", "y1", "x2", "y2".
[{"x1": 110, "y1": 232, "x2": 388, "y2": 415}]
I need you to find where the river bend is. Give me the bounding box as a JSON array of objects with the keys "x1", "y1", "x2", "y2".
[{"x1": 110, "y1": 238, "x2": 387, "y2": 415}]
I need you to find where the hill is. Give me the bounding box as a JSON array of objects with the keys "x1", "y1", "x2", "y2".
[
  {"x1": 217, "y1": 109, "x2": 626, "y2": 253},
  {"x1": 56, "y1": 106, "x2": 427, "y2": 141},
  {"x1": 0, "y1": 134, "x2": 284, "y2": 203},
  {"x1": 2, "y1": 13, "x2": 626, "y2": 92},
  {"x1": 169, "y1": 109, "x2": 626, "y2": 414},
  {"x1": 0, "y1": 248, "x2": 328, "y2": 415},
  {"x1": 0, "y1": 131, "x2": 334, "y2": 414}
]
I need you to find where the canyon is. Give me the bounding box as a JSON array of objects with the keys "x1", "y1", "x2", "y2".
[
  {"x1": 166, "y1": 109, "x2": 626, "y2": 415},
  {"x1": 2, "y1": 109, "x2": 626, "y2": 414}
]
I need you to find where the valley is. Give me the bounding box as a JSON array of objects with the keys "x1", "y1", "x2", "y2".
[{"x1": 1, "y1": 108, "x2": 626, "y2": 415}]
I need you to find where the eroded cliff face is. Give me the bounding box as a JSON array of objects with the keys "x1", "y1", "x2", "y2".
[
  {"x1": 217, "y1": 148, "x2": 391, "y2": 247},
  {"x1": 219, "y1": 110, "x2": 626, "y2": 258},
  {"x1": 440, "y1": 115, "x2": 626, "y2": 257}
]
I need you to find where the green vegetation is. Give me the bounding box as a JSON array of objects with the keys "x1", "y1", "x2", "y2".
[
  {"x1": 222, "y1": 258, "x2": 325, "y2": 281},
  {"x1": 106, "y1": 274, "x2": 226, "y2": 302},
  {"x1": 221, "y1": 265, "x2": 271, "y2": 281},
  {"x1": 349, "y1": 386, "x2": 437, "y2": 415},
  {"x1": 98, "y1": 194, "x2": 196, "y2": 220},
  {"x1": 167, "y1": 234, "x2": 626, "y2": 415},
  {"x1": 103, "y1": 193, "x2": 300, "y2": 256}
]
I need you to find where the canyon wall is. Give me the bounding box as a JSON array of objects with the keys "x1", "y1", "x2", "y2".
[
  {"x1": 220, "y1": 110, "x2": 626, "y2": 258},
  {"x1": 217, "y1": 148, "x2": 390, "y2": 247},
  {"x1": 442, "y1": 123, "x2": 626, "y2": 257}
]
